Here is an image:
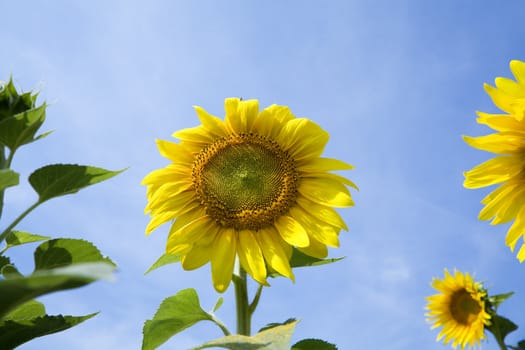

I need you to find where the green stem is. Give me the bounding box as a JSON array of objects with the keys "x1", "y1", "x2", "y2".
[
  {"x1": 234, "y1": 267, "x2": 251, "y2": 336},
  {"x1": 209, "y1": 314, "x2": 231, "y2": 337},
  {"x1": 249, "y1": 284, "x2": 263, "y2": 316},
  {"x1": 0, "y1": 200, "x2": 41, "y2": 244},
  {"x1": 0, "y1": 146, "x2": 7, "y2": 219}
]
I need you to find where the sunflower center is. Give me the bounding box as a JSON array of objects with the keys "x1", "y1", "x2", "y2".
[
  {"x1": 192, "y1": 133, "x2": 299, "y2": 230},
  {"x1": 449, "y1": 289, "x2": 482, "y2": 325}
]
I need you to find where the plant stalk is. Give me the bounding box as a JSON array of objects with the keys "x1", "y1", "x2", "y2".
[
  {"x1": 234, "y1": 267, "x2": 251, "y2": 336},
  {"x1": 0, "y1": 201, "x2": 41, "y2": 244}
]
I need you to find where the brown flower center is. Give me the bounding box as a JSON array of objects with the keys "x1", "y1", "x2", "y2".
[
  {"x1": 449, "y1": 289, "x2": 482, "y2": 325},
  {"x1": 192, "y1": 133, "x2": 299, "y2": 230}
]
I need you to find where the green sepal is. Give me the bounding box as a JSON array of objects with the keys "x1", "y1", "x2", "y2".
[
  {"x1": 33, "y1": 238, "x2": 115, "y2": 271},
  {"x1": 0, "y1": 78, "x2": 37, "y2": 123},
  {"x1": 142, "y1": 288, "x2": 215, "y2": 350},
  {"x1": 289, "y1": 248, "x2": 344, "y2": 269},
  {"x1": 0, "y1": 169, "x2": 19, "y2": 191},
  {"x1": 0, "y1": 262, "x2": 115, "y2": 319},
  {"x1": 144, "y1": 253, "x2": 181, "y2": 275},
  {"x1": 486, "y1": 314, "x2": 518, "y2": 343},
  {"x1": 291, "y1": 339, "x2": 338, "y2": 350},
  {"x1": 0, "y1": 103, "x2": 47, "y2": 153},
  {"x1": 190, "y1": 320, "x2": 298, "y2": 350},
  {"x1": 4, "y1": 231, "x2": 50, "y2": 251},
  {"x1": 0, "y1": 312, "x2": 97, "y2": 349},
  {"x1": 488, "y1": 292, "x2": 514, "y2": 309},
  {"x1": 28, "y1": 164, "x2": 124, "y2": 203}
]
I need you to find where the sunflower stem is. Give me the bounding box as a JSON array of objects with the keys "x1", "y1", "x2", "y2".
[{"x1": 234, "y1": 267, "x2": 251, "y2": 336}]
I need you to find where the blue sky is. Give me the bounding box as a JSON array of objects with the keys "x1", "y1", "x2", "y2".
[{"x1": 2, "y1": 1, "x2": 525, "y2": 349}]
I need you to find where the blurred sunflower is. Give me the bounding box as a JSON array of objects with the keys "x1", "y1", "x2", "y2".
[
  {"x1": 143, "y1": 98, "x2": 355, "y2": 292},
  {"x1": 426, "y1": 269, "x2": 491, "y2": 350},
  {"x1": 464, "y1": 60, "x2": 525, "y2": 261}
]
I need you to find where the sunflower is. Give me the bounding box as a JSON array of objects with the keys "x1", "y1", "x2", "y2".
[
  {"x1": 143, "y1": 98, "x2": 355, "y2": 292},
  {"x1": 426, "y1": 269, "x2": 491, "y2": 350},
  {"x1": 464, "y1": 60, "x2": 525, "y2": 261}
]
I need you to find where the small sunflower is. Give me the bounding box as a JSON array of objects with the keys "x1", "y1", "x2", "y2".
[
  {"x1": 143, "y1": 98, "x2": 355, "y2": 292},
  {"x1": 426, "y1": 269, "x2": 491, "y2": 350},
  {"x1": 464, "y1": 60, "x2": 525, "y2": 261}
]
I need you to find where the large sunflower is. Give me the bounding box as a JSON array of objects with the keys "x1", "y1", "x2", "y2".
[
  {"x1": 143, "y1": 98, "x2": 355, "y2": 292},
  {"x1": 464, "y1": 60, "x2": 525, "y2": 261},
  {"x1": 426, "y1": 269, "x2": 491, "y2": 350}
]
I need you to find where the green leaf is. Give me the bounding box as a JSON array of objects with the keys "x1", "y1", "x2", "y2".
[
  {"x1": 0, "y1": 313, "x2": 97, "y2": 349},
  {"x1": 0, "y1": 262, "x2": 115, "y2": 318},
  {"x1": 5, "y1": 231, "x2": 50, "y2": 250},
  {"x1": 1, "y1": 264, "x2": 23, "y2": 279},
  {"x1": 34, "y1": 238, "x2": 115, "y2": 271},
  {"x1": 289, "y1": 248, "x2": 344, "y2": 269},
  {"x1": 191, "y1": 320, "x2": 298, "y2": 350},
  {"x1": 0, "y1": 256, "x2": 12, "y2": 271},
  {"x1": 292, "y1": 339, "x2": 338, "y2": 350},
  {"x1": 212, "y1": 297, "x2": 224, "y2": 313},
  {"x1": 0, "y1": 103, "x2": 47, "y2": 152},
  {"x1": 144, "y1": 253, "x2": 181, "y2": 275},
  {"x1": 487, "y1": 314, "x2": 518, "y2": 342},
  {"x1": 142, "y1": 288, "x2": 213, "y2": 350},
  {"x1": 28, "y1": 164, "x2": 124, "y2": 203},
  {"x1": 258, "y1": 318, "x2": 296, "y2": 333},
  {"x1": 0, "y1": 169, "x2": 19, "y2": 191},
  {"x1": 3, "y1": 300, "x2": 45, "y2": 320},
  {"x1": 488, "y1": 292, "x2": 514, "y2": 309}
]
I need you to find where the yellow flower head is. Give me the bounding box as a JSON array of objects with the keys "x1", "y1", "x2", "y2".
[
  {"x1": 143, "y1": 98, "x2": 355, "y2": 292},
  {"x1": 426, "y1": 269, "x2": 491, "y2": 350},
  {"x1": 463, "y1": 60, "x2": 525, "y2": 261}
]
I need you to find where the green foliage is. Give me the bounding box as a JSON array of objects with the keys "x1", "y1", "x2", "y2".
[
  {"x1": 190, "y1": 320, "x2": 298, "y2": 350},
  {"x1": 488, "y1": 292, "x2": 514, "y2": 309},
  {"x1": 486, "y1": 314, "x2": 518, "y2": 344},
  {"x1": 0, "y1": 76, "x2": 121, "y2": 348},
  {"x1": 212, "y1": 297, "x2": 224, "y2": 313},
  {"x1": 144, "y1": 253, "x2": 181, "y2": 275},
  {"x1": 4, "y1": 231, "x2": 50, "y2": 251},
  {"x1": 289, "y1": 248, "x2": 344, "y2": 269},
  {"x1": 0, "y1": 312, "x2": 97, "y2": 349},
  {"x1": 291, "y1": 339, "x2": 338, "y2": 350},
  {"x1": 258, "y1": 318, "x2": 296, "y2": 333},
  {"x1": 29, "y1": 164, "x2": 124, "y2": 203},
  {"x1": 142, "y1": 288, "x2": 216, "y2": 350},
  {"x1": 0, "y1": 169, "x2": 19, "y2": 191}
]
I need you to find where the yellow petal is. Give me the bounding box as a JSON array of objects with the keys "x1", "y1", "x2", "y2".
[
  {"x1": 298, "y1": 236, "x2": 328, "y2": 259},
  {"x1": 505, "y1": 206, "x2": 525, "y2": 251},
  {"x1": 463, "y1": 156, "x2": 522, "y2": 189},
  {"x1": 463, "y1": 133, "x2": 524, "y2": 154},
  {"x1": 142, "y1": 166, "x2": 186, "y2": 185},
  {"x1": 484, "y1": 83, "x2": 516, "y2": 114},
  {"x1": 288, "y1": 206, "x2": 340, "y2": 247},
  {"x1": 194, "y1": 105, "x2": 227, "y2": 137},
  {"x1": 224, "y1": 98, "x2": 242, "y2": 134},
  {"x1": 490, "y1": 187, "x2": 525, "y2": 225},
  {"x1": 237, "y1": 99, "x2": 259, "y2": 132},
  {"x1": 256, "y1": 228, "x2": 294, "y2": 281},
  {"x1": 253, "y1": 105, "x2": 294, "y2": 139},
  {"x1": 510, "y1": 60, "x2": 525, "y2": 85},
  {"x1": 277, "y1": 118, "x2": 329, "y2": 160},
  {"x1": 166, "y1": 216, "x2": 215, "y2": 253},
  {"x1": 476, "y1": 112, "x2": 525, "y2": 132},
  {"x1": 299, "y1": 177, "x2": 354, "y2": 208},
  {"x1": 479, "y1": 184, "x2": 516, "y2": 221},
  {"x1": 495, "y1": 77, "x2": 525, "y2": 98},
  {"x1": 296, "y1": 196, "x2": 348, "y2": 231},
  {"x1": 237, "y1": 230, "x2": 268, "y2": 285},
  {"x1": 173, "y1": 125, "x2": 215, "y2": 144},
  {"x1": 155, "y1": 139, "x2": 194, "y2": 164},
  {"x1": 297, "y1": 157, "x2": 354, "y2": 172},
  {"x1": 516, "y1": 242, "x2": 525, "y2": 262},
  {"x1": 145, "y1": 211, "x2": 176, "y2": 234},
  {"x1": 211, "y1": 228, "x2": 237, "y2": 293},
  {"x1": 181, "y1": 243, "x2": 213, "y2": 270},
  {"x1": 274, "y1": 215, "x2": 309, "y2": 247}
]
